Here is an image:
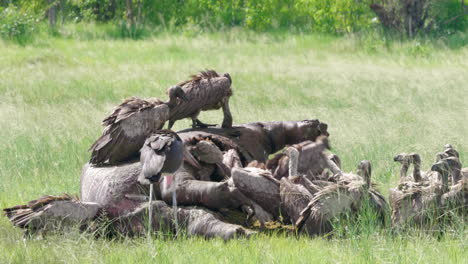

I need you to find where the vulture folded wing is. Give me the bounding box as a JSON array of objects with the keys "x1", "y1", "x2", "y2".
[
  {"x1": 368, "y1": 189, "x2": 389, "y2": 222},
  {"x1": 3, "y1": 194, "x2": 100, "y2": 233},
  {"x1": 89, "y1": 98, "x2": 169, "y2": 165},
  {"x1": 296, "y1": 182, "x2": 364, "y2": 235}
]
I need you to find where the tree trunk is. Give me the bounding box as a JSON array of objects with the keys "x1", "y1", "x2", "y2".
[
  {"x1": 48, "y1": 0, "x2": 57, "y2": 27},
  {"x1": 125, "y1": 0, "x2": 135, "y2": 27}
]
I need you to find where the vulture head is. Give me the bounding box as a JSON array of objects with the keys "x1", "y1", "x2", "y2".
[
  {"x1": 223, "y1": 73, "x2": 232, "y2": 84},
  {"x1": 167, "y1": 85, "x2": 189, "y2": 105},
  {"x1": 393, "y1": 153, "x2": 414, "y2": 165},
  {"x1": 357, "y1": 160, "x2": 372, "y2": 188},
  {"x1": 297, "y1": 119, "x2": 330, "y2": 142},
  {"x1": 431, "y1": 157, "x2": 462, "y2": 187}
]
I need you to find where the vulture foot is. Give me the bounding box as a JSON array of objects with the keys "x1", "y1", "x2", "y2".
[{"x1": 192, "y1": 119, "x2": 217, "y2": 128}]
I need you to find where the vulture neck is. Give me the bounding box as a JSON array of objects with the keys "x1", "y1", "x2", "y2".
[
  {"x1": 363, "y1": 168, "x2": 371, "y2": 188},
  {"x1": 165, "y1": 93, "x2": 179, "y2": 109},
  {"x1": 439, "y1": 167, "x2": 449, "y2": 193},
  {"x1": 400, "y1": 163, "x2": 409, "y2": 181},
  {"x1": 287, "y1": 147, "x2": 299, "y2": 177},
  {"x1": 450, "y1": 161, "x2": 462, "y2": 185},
  {"x1": 413, "y1": 161, "x2": 422, "y2": 183},
  {"x1": 357, "y1": 163, "x2": 371, "y2": 188}
]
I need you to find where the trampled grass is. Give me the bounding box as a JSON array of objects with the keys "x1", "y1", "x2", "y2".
[{"x1": 0, "y1": 27, "x2": 467, "y2": 263}]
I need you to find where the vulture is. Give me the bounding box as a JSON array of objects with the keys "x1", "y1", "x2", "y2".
[
  {"x1": 390, "y1": 153, "x2": 445, "y2": 227},
  {"x1": 278, "y1": 146, "x2": 323, "y2": 226},
  {"x1": 412, "y1": 153, "x2": 440, "y2": 183},
  {"x1": 183, "y1": 135, "x2": 236, "y2": 181},
  {"x1": 3, "y1": 194, "x2": 101, "y2": 236},
  {"x1": 431, "y1": 156, "x2": 467, "y2": 212},
  {"x1": 168, "y1": 70, "x2": 233, "y2": 129},
  {"x1": 89, "y1": 85, "x2": 188, "y2": 165},
  {"x1": 295, "y1": 160, "x2": 388, "y2": 236},
  {"x1": 393, "y1": 153, "x2": 416, "y2": 183},
  {"x1": 266, "y1": 135, "x2": 333, "y2": 180}
]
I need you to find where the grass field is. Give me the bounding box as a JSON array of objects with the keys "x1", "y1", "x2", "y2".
[{"x1": 0, "y1": 27, "x2": 467, "y2": 263}]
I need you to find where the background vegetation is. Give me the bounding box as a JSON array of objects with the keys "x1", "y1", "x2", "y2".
[
  {"x1": 0, "y1": 29, "x2": 467, "y2": 263},
  {"x1": 0, "y1": 0, "x2": 467, "y2": 263},
  {"x1": 1, "y1": 0, "x2": 467, "y2": 43}
]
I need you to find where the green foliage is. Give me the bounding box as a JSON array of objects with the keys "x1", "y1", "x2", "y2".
[
  {"x1": 2, "y1": 0, "x2": 467, "y2": 41},
  {"x1": 294, "y1": 0, "x2": 375, "y2": 33},
  {"x1": 431, "y1": 0, "x2": 468, "y2": 33},
  {"x1": 0, "y1": 5, "x2": 38, "y2": 44}
]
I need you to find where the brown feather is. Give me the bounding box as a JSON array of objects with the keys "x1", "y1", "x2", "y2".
[
  {"x1": 169, "y1": 70, "x2": 232, "y2": 126},
  {"x1": 89, "y1": 97, "x2": 169, "y2": 165}
]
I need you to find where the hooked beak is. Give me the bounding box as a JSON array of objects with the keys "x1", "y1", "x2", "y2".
[{"x1": 183, "y1": 147, "x2": 201, "y2": 169}]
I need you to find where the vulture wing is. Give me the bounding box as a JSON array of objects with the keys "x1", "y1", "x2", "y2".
[
  {"x1": 89, "y1": 97, "x2": 169, "y2": 165},
  {"x1": 3, "y1": 194, "x2": 100, "y2": 234},
  {"x1": 368, "y1": 188, "x2": 389, "y2": 222},
  {"x1": 296, "y1": 181, "x2": 365, "y2": 235}
]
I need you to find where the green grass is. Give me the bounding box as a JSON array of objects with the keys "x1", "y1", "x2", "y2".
[{"x1": 0, "y1": 27, "x2": 467, "y2": 263}]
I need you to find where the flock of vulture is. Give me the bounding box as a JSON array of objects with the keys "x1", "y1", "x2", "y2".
[{"x1": 4, "y1": 70, "x2": 467, "y2": 240}]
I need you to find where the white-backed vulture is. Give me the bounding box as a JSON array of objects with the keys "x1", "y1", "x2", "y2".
[
  {"x1": 168, "y1": 70, "x2": 233, "y2": 129},
  {"x1": 89, "y1": 86, "x2": 188, "y2": 165},
  {"x1": 3, "y1": 194, "x2": 100, "y2": 236},
  {"x1": 390, "y1": 153, "x2": 445, "y2": 227},
  {"x1": 295, "y1": 160, "x2": 388, "y2": 236},
  {"x1": 266, "y1": 135, "x2": 331, "y2": 180},
  {"x1": 431, "y1": 157, "x2": 467, "y2": 212}
]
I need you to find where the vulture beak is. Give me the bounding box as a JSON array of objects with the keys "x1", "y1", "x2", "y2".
[
  {"x1": 183, "y1": 147, "x2": 202, "y2": 169},
  {"x1": 179, "y1": 92, "x2": 189, "y2": 102},
  {"x1": 176, "y1": 86, "x2": 189, "y2": 102}
]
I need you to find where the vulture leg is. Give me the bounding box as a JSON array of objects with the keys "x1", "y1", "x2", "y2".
[
  {"x1": 221, "y1": 99, "x2": 233, "y2": 128},
  {"x1": 168, "y1": 120, "x2": 176, "y2": 130},
  {"x1": 192, "y1": 118, "x2": 217, "y2": 128}
]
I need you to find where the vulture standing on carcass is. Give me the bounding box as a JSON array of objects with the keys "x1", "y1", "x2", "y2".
[
  {"x1": 89, "y1": 85, "x2": 188, "y2": 165},
  {"x1": 295, "y1": 160, "x2": 388, "y2": 236},
  {"x1": 168, "y1": 70, "x2": 233, "y2": 129}
]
